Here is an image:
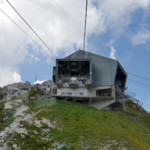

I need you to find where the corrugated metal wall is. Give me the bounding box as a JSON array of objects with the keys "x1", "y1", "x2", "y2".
[{"x1": 65, "y1": 50, "x2": 119, "y2": 88}]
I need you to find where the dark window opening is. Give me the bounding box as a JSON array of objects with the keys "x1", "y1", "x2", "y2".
[
  {"x1": 96, "y1": 89, "x2": 112, "y2": 96},
  {"x1": 115, "y1": 66, "x2": 126, "y2": 90},
  {"x1": 53, "y1": 66, "x2": 56, "y2": 83},
  {"x1": 58, "y1": 60, "x2": 90, "y2": 81}
]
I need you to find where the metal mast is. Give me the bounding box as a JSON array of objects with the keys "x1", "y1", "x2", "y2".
[{"x1": 83, "y1": 0, "x2": 88, "y2": 58}]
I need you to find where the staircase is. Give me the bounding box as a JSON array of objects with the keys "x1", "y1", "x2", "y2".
[{"x1": 115, "y1": 87, "x2": 143, "y2": 111}]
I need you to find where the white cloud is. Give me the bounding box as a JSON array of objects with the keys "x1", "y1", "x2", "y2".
[
  {"x1": 0, "y1": 67, "x2": 21, "y2": 87},
  {"x1": 29, "y1": 55, "x2": 40, "y2": 63},
  {"x1": 110, "y1": 46, "x2": 117, "y2": 59},
  {"x1": 13, "y1": 72, "x2": 22, "y2": 83},
  {"x1": 34, "y1": 80, "x2": 46, "y2": 85},
  {"x1": 132, "y1": 29, "x2": 150, "y2": 45},
  {"x1": 0, "y1": 0, "x2": 150, "y2": 86},
  {"x1": 97, "y1": 0, "x2": 150, "y2": 36}
]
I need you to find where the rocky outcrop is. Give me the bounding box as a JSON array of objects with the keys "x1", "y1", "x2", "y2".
[
  {"x1": 0, "y1": 80, "x2": 56, "y2": 101},
  {"x1": 32, "y1": 80, "x2": 56, "y2": 95}
]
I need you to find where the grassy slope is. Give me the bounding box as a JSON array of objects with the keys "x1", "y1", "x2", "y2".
[
  {"x1": 1, "y1": 99, "x2": 150, "y2": 150},
  {"x1": 35, "y1": 100, "x2": 150, "y2": 149}
]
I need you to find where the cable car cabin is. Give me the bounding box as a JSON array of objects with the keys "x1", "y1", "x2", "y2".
[{"x1": 53, "y1": 59, "x2": 92, "y2": 97}]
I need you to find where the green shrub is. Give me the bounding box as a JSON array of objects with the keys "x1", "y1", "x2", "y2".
[
  {"x1": 29, "y1": 90, "x2": 40, "y2": 97},
  {"x1": 5, "y1": 117, "x2": 16, "y2": 127},
  {"x1": 0, "y1": 93, "x2": 6, "y2": 100},
  {"x1": 0, "y1": 102, "x2": 5, "y2": 131}
]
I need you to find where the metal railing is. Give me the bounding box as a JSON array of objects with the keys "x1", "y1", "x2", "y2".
[{"x1": 115, "y1": 87, "x2": 143, "y2": 106}]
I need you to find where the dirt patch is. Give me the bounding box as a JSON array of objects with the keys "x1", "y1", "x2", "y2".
[
  {"x1": 42, "y1": 118, "x2": 56, "y2": 128},
  {"x1": 14, "y1": 105, "x2": 28, "y2": 117},
  {"x1": 4, "y1": 99, "x2": 22, "y2": 109}
]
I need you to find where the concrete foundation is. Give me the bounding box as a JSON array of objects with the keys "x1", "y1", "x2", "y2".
[{"x1": 88, "y1": 98, "x2": 115, "y2": 109}]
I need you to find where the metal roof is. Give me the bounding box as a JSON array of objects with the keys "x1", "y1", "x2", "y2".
[{"x1": 65, "y1": 50, "x2": 127, "y2": 88}]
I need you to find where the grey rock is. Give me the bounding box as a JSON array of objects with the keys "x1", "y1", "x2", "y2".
[{"x1": 0, "y1": 80, "x2": 56, "y2": 101}]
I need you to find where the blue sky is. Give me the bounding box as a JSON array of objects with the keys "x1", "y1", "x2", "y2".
[{"x1": 0, "y1": 0, "x2": 150, "y2": 111}]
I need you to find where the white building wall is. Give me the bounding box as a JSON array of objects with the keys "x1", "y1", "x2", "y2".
[{"x1": 57, "y1": 88, "x2": 88, "y2": 97}]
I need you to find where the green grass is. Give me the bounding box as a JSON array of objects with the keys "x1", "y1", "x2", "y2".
[
  {"x1": 4, "y1": 99, "x2": 150, "y2": 150},
  {"x1": 0, "y1": 102, "x2": 5, "y2": 131},
  {"x1": 5, "y1": 116, "x2": 16, "y2": 127},
  {"x1": 37, "y1": 100, "x2": 150, "y2": 150},
  {"x1": 28, "y1": 90, "x2": 40, "y2": 97},
  {"x1": 28, "y1": 90, "x2": 41, "y2": 107},
  {"x1": 11, "y1": 120, "x2": 60, "y2": 150},
  {"x1": 27, "y1": 99, "x2": 53, "y2": 112},
  {"x1": 0, "y1": 101, "x2": 17, "y2": 131}
]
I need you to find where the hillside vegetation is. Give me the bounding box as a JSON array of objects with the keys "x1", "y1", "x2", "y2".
[{"x1": 0, "y1": 96, "x2": 150, "y2": 150}]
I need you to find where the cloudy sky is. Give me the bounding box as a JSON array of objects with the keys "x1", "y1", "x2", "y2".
[{"x1": 0, "y1": 0, "x2": 150, "y2": 111}]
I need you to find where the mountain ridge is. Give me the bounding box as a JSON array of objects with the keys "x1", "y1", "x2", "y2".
[
  {"x1": 0, "y1": 95, "x2": 150, "y2": 149},
  {"x1": 0, "y1": 81, "x2": 149, "y2": 150}
]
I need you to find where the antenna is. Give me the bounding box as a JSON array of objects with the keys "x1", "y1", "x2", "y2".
[
  {"x1": 35, "y1": 74, "x2": 37, "y2": 83},
  {"x1": 83, "y1": 0, "x2": 88, "y2": 58}
]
